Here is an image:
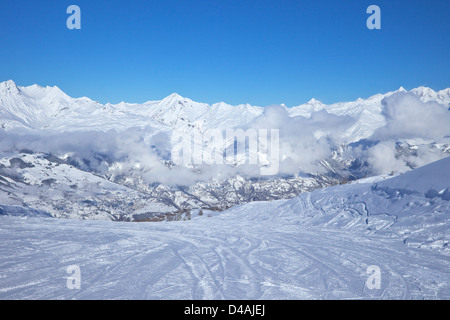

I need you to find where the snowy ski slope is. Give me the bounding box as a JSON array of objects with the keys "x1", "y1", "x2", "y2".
[{"x1": 0, "y1": 157, "x2": 448, "y2": 299}]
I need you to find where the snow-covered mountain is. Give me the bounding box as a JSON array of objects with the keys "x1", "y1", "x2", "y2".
[
  {"x1": 1, "y1": 156, "x2": 448, "y2": 299},
  {"x1": 1, "y1": 80, "x2": 450, "y2": 220},
  {"x1": 0, "y1": 151, "x2": 332, "y2": 221},
  {"x1": 0, "y1": 152, "x2": 177, "y2": 220},
  {"x1": 0, "y1": 80, "x2": 264, "y2": 133},
  {"x1": 288, "y1": 87, "x2": 450, "y2": 142},
  {"x1": 2, "y1": 80, "x2": 449, "y2": 139}
]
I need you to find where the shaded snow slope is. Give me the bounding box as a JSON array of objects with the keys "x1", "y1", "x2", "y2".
[
  {"x1": 373, "y1": 155, "x2": 450, "y2": 198},
  {"x1": 0, "y1": 152, "x2": 177, "y2": 220},
  {"x1": 224, "y1": 156, "x2": 450, "y2": 251}
]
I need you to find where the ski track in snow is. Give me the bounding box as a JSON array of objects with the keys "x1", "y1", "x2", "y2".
[
  {"x1": 1, "y1": 157, "x2": 449, "y2": 299},
  {"x1": 0, "y1": 214, "x2": 448, "y2": 300}
]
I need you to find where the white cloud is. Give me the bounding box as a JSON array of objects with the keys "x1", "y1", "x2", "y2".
[
  {"x1": 373, "y1": 92, "x2": 450, "y2": 141},
  {"x1": 358, "y1": 92, "x2": 450, "y2": 175}
]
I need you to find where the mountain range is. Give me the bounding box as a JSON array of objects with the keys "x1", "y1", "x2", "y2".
[
  {"x1": 2, "y1": 80, "x2": 449, "y2": 139},
  {"x1": 0, "y1": 80, "x2": 449, "y2": 220}
]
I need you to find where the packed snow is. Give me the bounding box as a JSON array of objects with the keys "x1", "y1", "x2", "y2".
[{"x1": 0, "y1": 157, "x2": 448, "y2": 299}]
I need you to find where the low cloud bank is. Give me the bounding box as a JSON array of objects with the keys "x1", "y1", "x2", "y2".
[
  {"x1": 0, "y1": 92, "x2": 449, "y2": 184},
  {"x1": 357, "y1": 93, "x2": 450, "y2": 175}
]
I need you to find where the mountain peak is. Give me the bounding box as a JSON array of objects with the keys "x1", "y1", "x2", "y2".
[
  {"x1": 0, "y1": 80, "x2": 21, "y2": 95},
  {"x1": 410, "y1": 87, "x2": 439, "y2": 103},
  {"x1": 22, "y1": 83, "x2": 70, "y2": 102},
  {"x1": 0, "y1": 80, "x2": 20, "y2": 94},
  {"x1": 162, "y1": 92, "x2": 184, "y2": 102},
  {"x1": 438, "y1": 88, "x2": 450, "y2": 96},
  {"x1": 411, "y1": 86, "x2": 435, "y2": 95},
  {"x1": 1, "y1": 79, "x2": 17, "y2": 86},
  {"x1": 307, "y1": 98, "x2": 323, "y2": 105}
]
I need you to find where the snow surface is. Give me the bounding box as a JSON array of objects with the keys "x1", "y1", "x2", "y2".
[{"x1": 1, "y1": 157, "x2": 448, "y2": 299}]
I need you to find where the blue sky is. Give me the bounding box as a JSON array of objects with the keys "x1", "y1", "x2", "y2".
[{"x1": 0, "y1": 0, "x2": 449, "y2": 106}]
